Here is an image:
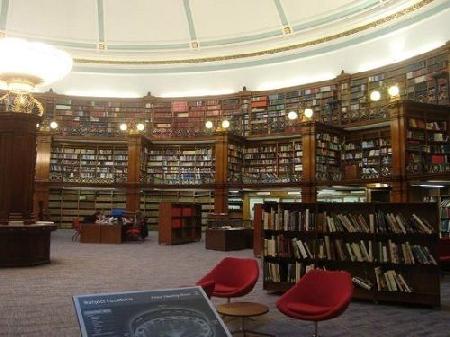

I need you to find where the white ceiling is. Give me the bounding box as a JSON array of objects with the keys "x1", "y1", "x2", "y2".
[{"x1": 0, "y1": 0, "x2": 449, "y2": 96}]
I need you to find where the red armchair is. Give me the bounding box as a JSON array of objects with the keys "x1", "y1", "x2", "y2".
[
  {"x1": 197, "y1": 257, "x2": 259, "y2": 302},
  {"x1": 277, "y1": 269, "x2": 353, "y2": 337},
  {"x1": 438, "y1": 238, "x2": 450, "y2": 265}
]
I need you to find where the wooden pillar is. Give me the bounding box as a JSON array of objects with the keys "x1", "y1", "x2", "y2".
[
  {"x1": 389, "y1": 101, "x2": 408, "y2": 202},
  {"x1": 214, "y1": 132, "x2": 228, "y2": 213},
  {"x1": 0, "y1": 113, "x2": 41, "y2": 224},
  {"x1": 126, "y1": 134, "x2": 143, "y2": 214},
  {"x1": 34, "y1": 132, "x2": 52, "y2": 219},
  {"x1": 301, "y1": 122, "x2": 317, "y2": 202}
]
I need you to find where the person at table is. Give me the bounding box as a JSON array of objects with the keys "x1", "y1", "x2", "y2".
[{"x1": 83, "y1": 211, "x2": 101, "y2": 224}]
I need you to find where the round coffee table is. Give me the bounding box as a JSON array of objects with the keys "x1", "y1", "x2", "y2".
[{"x1": 216, "y1": 302, "x2": 275, "y2": 337}]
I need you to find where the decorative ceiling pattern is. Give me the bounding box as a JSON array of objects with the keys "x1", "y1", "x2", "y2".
[
  {"x1": 0, "y1": 0, "x2": 445, "y2": 69},
  {"x1": 0, "y1": 0, "x2": 448, "y2": 98}
]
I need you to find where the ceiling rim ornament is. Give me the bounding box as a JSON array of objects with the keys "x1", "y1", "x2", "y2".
[{"x1": 73, "y1": 0, "x2": 435, "y2": 66}]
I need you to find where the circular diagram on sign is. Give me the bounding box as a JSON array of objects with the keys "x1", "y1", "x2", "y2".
[{"x1": 130, "y1": 307, "x2": 216, "y2": 337}]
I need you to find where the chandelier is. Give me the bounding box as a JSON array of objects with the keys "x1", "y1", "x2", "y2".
[{"x1": 0, "y1": 37, "x2": 72, "y2": 115}]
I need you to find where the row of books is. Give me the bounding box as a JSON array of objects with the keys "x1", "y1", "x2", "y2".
[
  {"x1": 263, "y1": 262, "x2": 315, "y2": 283},
  {"x1": 265, "y1": 235, "x2": 436, "y2": 265},
  {"x1": 374, "y1": 267, "x2": 412, "y2": 292},
  {"x1": 262, "y1": 209, "x2": 434, "y2": 234},
  {"x1": 263, "y1": 208, "x2": 315, "y2": 231},
  {"x1": 377, "y1": 240, "x2": 436, "y2": 265}
]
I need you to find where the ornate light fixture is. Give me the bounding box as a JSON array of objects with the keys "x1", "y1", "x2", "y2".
[
  {"x1": 287, "y1": 111, "x2": 298, "y2": 120},
  {"x1": 0, "y1": 37, "x2": 72, "y2": 115},
  {"x1": 304, "y1": 108, "x2": 314, "y2": 119}
]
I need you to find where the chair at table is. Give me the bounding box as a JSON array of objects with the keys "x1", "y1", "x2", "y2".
[
  {"x1": 277, "y1": 269, "x2": 353, "y2": 337},
  {"x1": 197, "y1": 257, "x2": 259, "y2": 302},
  {"x1": 125, "y1": 225, "x2": 143, "y2": 241},
  {"x1": 71, "y1": 218, "x2": 81, "y2": 241},
  {"x1": 438, "y1": 238, "x2": 450, "y2": 265}
]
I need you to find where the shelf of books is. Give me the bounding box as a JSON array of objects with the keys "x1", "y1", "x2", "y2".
[
  {"x1": 49, "y1": 142, "x2": 128, "y2": 184},
  {"x1": 342, "y1": 127, "x2": 392, "y2": 181},
  {"x1": 52, "y1": 97, "x2": 148, "y2": 137},
  {"x1": 260, "y1": 202, "x2": 440, "y2": 306},
  {"x1": 242, "y1": 139, "x2": 302, "y2": 184},
  {"x1": 228, "y1": 142, "x2": 243, "y2": 184},
  {"x1": 144, "y1": 144, "x2": 215, "y2": 185},
  {"x1": 140, "y1": 189, "x2": 214, "y2": 228},
  {"x1": 315, "y1": 129, "x2": 343, "y2": 183},
  {"x1": 405, "y1": 53, "x2": 449, "y2": 105},
  {"x1": 48, "y1": 188, "x2": 126, "y2": 228},
  {"x1": 222, "y1": 97, "x2": 250, "y2": 137},
  {"x1": 406, "y1": 115, "x2": 450, "y2": 176}
]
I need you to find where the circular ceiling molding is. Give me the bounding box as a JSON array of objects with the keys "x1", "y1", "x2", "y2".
[{"x1": 1, "y1": 0, "x2": 444, "y2": 69}]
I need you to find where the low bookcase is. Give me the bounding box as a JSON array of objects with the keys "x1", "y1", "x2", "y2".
[
  {"x1": 256, "y1": 202, "x2": 440, "y2": 307},
  {"x1": 158, "y1": 202, "x2": 202, "y2": 245}
]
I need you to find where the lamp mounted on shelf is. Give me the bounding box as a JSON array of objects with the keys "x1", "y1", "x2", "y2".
[
  {"x1": 204, "y1": 119, "x2": 231, "y2": 133},
  {"x1": 119, "y1": 121, "x2": 146, "y2": 134},
  {"x1": 0, "y1": 37, "x2": 72, "y2": 116},
  {"x1": 369, "y1": 84, "x2": 401, "y2": 102}
]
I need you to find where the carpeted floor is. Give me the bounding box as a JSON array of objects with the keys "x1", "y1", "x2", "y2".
[{"x1": 1, "y1": 229, "x2": 450, "y2": 337}]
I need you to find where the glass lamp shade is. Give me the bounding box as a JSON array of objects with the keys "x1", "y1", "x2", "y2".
[{"x1": 0, "y1": 37, "x2": 72, "y2": 90}]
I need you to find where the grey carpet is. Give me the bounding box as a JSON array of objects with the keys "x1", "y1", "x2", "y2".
[{"x1": 0, "y1": 230, "x2": 449, "y2": 337}]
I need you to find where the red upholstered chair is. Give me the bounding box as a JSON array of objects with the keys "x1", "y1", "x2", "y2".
[
  {"x1": 199, "y1": 280, "x2": 215, "y2": 299},
  {"x1": 277, "y1": 269, "x2": 353, "y2": 337},
  {"x1": 197, "y1": 257, "x2": 259, "y2": 302},
  {"x1": 438, "y1": 238, "x2": 450, "y2": 265}
]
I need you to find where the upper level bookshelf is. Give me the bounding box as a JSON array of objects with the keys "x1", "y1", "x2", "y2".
[{"x1": 26, "y1": 44, "x2": 448, "y2": 140}]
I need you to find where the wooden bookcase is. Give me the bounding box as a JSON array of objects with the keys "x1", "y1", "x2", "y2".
[
  {"x1": 49, "y1": 140, "x2": 128, "y2": 184},
  {"x1": 158, "y1": 202, "x2": 202, "y2": 245},
  {"x1": 257, "y1": 201, "x2": 440, "y2": 307}
]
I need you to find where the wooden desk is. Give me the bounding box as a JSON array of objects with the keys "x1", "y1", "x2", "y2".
[
  {"x1": 80, "y1": 224, "x2": 123, "y2": 244},
  {"x1": 0, "y1": 223, "x2": 57, "y2": 267},
  {"x1": 205, "y1": 228, "x2": 249, "y2": 251}
]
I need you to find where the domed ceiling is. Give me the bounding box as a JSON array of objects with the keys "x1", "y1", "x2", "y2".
[{"x1": 0, "y1": 0, "x2": 449, "y2": 96}]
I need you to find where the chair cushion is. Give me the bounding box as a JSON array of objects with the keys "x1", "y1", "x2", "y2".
[
  {"x1": 286, "y1": 302, "x2": 332, "y2": 316},
  {"x1": 214, "y1": 283, "x2": 238, "y2": 294},
  {"x1": 440, "y1": 256, "x2": 450, "y2": 263}
]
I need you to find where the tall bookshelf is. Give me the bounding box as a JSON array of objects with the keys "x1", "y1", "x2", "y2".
[
  {"x1": 405, "y1": 114, "x2": 450, "y2": 176},
  {"x1": 144, "y1": 144, "x2": 215, "y2": 185},
  {"x1": 342, "y1": 127, "x2": 392, "y2": 181},
  {"x1": 49, "y1": 142, "x2": 128, "y2": 184},
  {"x1": 242, "y1": 138, "x2": 302, "y2": 184},
  {"x1": 315, "y1": 128, "x2": 343, "y2": 183},
  {"x1": 259, "y1": 202, "x2": 440, "y2": 306}
]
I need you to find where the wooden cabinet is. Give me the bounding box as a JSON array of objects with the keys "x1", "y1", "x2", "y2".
[{"x1": 158, "y1": 202, "x2": 202, "y2": 245}]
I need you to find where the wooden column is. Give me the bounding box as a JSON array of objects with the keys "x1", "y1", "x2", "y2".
[
  {"x1": 0, "y1": 112, "x2": 41, "y2": 224},
  {"x1": 126, "y1": 134, "x2": 143, "y2": 214},
  {"x1": 34, "y1": 132, "x2": 52, "y2": 219},
  {"x1": 214, "y1": 132, "x2": 228, "y2": 213},
  {"x1": 389, "y1": 101, "x2": 408, "y2": 202},
  {"x1": 301, "y1": 122, "x2": 317, "y2": 202}
]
